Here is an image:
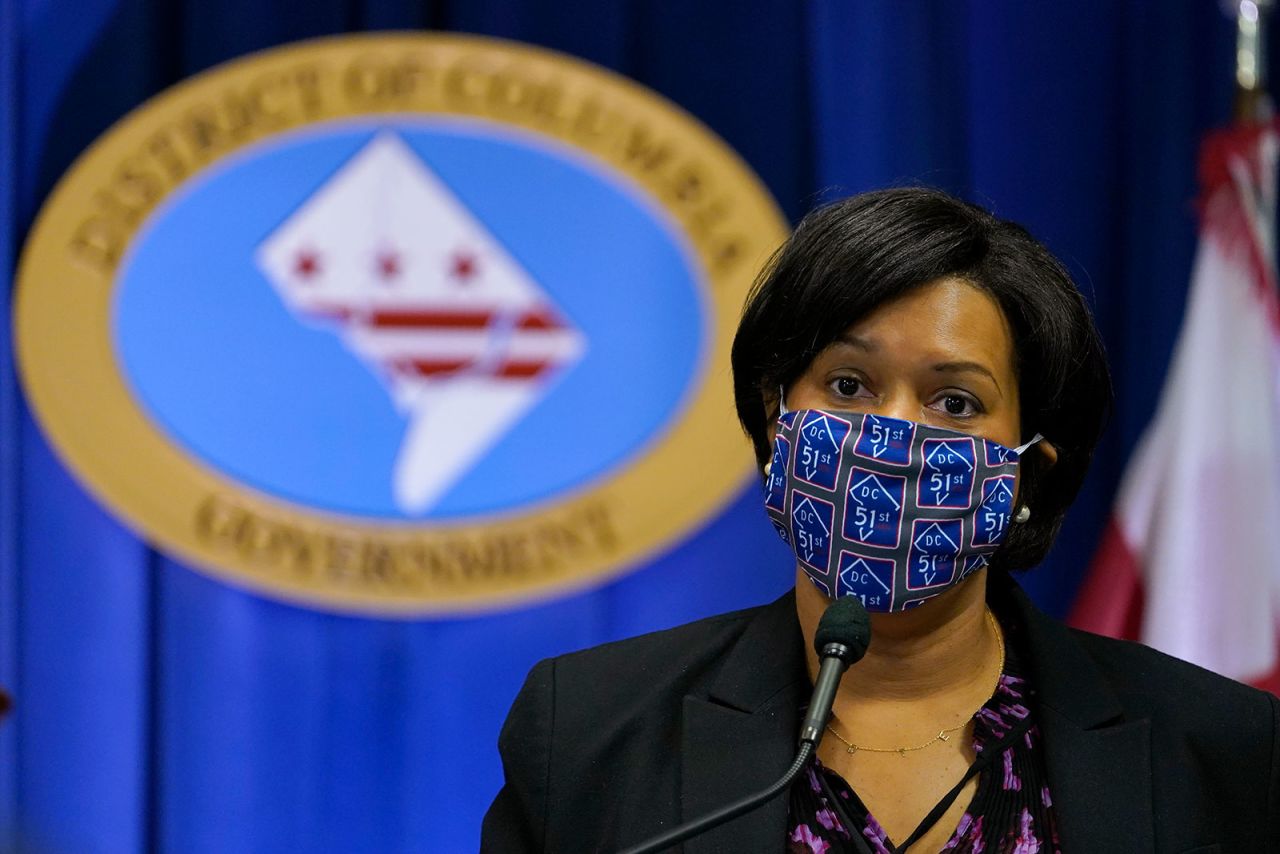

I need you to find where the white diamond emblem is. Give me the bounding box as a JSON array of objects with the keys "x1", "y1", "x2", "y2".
[{"x1": 256, "y1": 132, "x2": 586, "y2": 514}]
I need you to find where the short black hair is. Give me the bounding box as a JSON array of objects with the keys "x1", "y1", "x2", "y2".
[{"x1": 731, "y1": 187, "x2": 1112, "y2": 573}]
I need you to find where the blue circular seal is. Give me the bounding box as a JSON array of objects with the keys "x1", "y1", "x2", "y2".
[
  {"x1": 14, "y1": 34, "x2": 788, "y2": 613},
  {"x1": 114, "y1": 120, "x2": 706, "y2": 520}
]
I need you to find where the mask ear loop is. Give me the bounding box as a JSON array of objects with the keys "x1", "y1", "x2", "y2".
[
  {"x1": 1012, "y1": 433, "x2": 1043, "y2": 456},
  {"x1": 1010, "y1": 433, "x2": 1043, "y2": 524},
  {"x1": 765, "y1": 388, "x2": 792, "y2": 479}
]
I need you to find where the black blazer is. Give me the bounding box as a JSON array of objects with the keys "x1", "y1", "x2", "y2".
[{"x1": 481, "y1": 578, "x2": 1280, "y2": 852}]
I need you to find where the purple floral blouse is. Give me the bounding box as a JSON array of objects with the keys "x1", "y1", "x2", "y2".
[{"x1": 787, "y1": 627, "x2": 1059, "y2": 853}]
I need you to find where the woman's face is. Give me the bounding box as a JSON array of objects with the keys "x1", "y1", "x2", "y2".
[{"x1": 782, "y1": 277, "x2": 1023, "y2": 449}]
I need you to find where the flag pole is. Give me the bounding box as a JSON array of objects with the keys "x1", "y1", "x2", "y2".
[{"x1": 1233, "y1": 0, "x2": 1273, "y2": 123}]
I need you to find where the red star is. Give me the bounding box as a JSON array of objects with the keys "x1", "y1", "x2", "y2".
[
  {"x1": 294, "y1": 249, "x2": 321, "y2": 280},
  {"x1": 376, "y1": 250, "x2": 401, "y2": 281},
  {"x1": 450, "y1": 251, "x2": 479, "y2": 283}
]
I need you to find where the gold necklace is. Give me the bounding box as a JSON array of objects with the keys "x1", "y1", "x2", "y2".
[{"x1": 824, "y1": 607, "x2": 1005, "y2": 757}]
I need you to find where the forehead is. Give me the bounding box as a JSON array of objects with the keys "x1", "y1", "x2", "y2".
[{"x1": 819, "y1": 277, "x2": 1015, "y2": 373}]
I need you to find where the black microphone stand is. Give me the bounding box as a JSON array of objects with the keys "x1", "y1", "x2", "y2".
[
  {"x1": 618, "y1": 598, "x2": 873, "y2": 854},
  {"x1": 616, "y1": 741, "x2": 817, "y2": 854}
]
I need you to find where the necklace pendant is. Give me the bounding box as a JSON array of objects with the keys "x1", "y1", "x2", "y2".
[
  {"x1": 938, "y1": 731, "x2": 949, "y2": 742},
  {"x1": 846, "y1": 745, "x2": 857, "y2": 754},
  {"x1": 898, "y1": 748, "x2": 907, "y2": 757}
]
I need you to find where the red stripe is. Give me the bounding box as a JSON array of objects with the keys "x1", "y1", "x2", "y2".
[
  {"x1": 302, "y1": 306, "x2": 565, "y2": 332},
  {"x1": 373, "y1": 310, "x2": 491, "y2": 329},
  {"x1": 393, "y1": 359, "x2": 471, "y2": 377},
  {"x1": 1247, "y1": 651, "x2": 1280, "y2": 696},
  {"x1": 389, "y1": 358, "x2": 554, "y2": 379},
  {"x1": 495, "y1": 360, "x2": 551, "y2": 378},
  {"x1": 1068, "y1": 517, "x2": 1146, "y2": 640},
  {"x1": 516, "y1": 311, "x2": 558, "y2": 330},
  {"x1": 370, "y1": 309, "x2": 563, "y2": 331}
]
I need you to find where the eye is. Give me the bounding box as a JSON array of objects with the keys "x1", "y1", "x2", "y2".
[
  {"x1": 930, "y1": 392, "x2": 982, "y2": 418},
  {"x1": 830, "y1": 376, "x2": 871, "y2": 398}
]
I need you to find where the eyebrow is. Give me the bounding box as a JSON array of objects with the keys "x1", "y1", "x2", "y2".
[
  {"x1": 828, "y1": 335, "x2": 1004, "y2": 397},
  {"x1": 833, "y1": 333, "x2": 876, "y2": 351},
  {"x1": 933, "y1": 361, "x2": 1003, "y2": 397}
]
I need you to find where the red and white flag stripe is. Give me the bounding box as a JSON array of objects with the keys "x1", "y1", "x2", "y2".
[
  {"x1": 1071, "y1": 121, "x2": 1280, "y2": 692},
  {"x1": 304, "y1": 303, "x2": 579, "y2": 383}
]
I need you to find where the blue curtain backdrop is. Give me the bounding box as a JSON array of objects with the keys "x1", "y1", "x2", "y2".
[{"x1": 0, "y1": 1, "x2": 1246, "y2": 851}]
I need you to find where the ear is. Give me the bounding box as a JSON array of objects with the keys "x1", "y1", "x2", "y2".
[
  {"x1": 1034, "y1": 439, "x2": 1059, "y2": 468},
  {"x1": 1012, "y1": 439, "x2": 1056, "y2": 509},
  {"x1": 763, "y1": 388, "x2": 782, "y2": 448}
]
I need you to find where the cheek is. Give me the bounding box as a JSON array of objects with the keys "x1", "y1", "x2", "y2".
[
  {"x1": 780, "y1": 372, "x2": 831, "y2": 412},
  {"x1": 984, "y1": 410, "x2": 1022, "y2": 453}
]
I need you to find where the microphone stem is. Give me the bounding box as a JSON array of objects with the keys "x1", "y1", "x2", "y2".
[
  {"x1": 616, "y1": 598, "x2": 869, "y2": 854},
  {"x1": 616, "y1": 742, "x2": 814, "y2": 854},
  {"x1": 799, "y1": 643, "x2": 850, "y2": 744}
]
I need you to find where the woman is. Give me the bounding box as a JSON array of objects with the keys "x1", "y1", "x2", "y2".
[{"x1": 481, "y1": 188, "x2": 1280, "y2": 852}]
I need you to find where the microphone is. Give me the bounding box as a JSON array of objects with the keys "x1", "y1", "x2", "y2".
[
  {"x1": 617, "y1": 597, "x2": 871, "y2": 854},
  {"x1": 799, "y1": 596, "x2": 872, "y2": 745}
]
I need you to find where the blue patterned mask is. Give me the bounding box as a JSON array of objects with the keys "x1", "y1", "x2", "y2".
[{"x1": 764, "y1": 406, "x2": 1039, "y2": 612}]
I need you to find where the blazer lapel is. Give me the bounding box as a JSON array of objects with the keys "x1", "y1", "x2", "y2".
[
  {"x1": 681, "y1": 591, "x2": 807, "y2": 854},
  {"x1": 676, "y1": 581, "x2": 1157, "y2": 852},
  {"x1": 1003, "y1": 579, "x2": 1155, "y2": 853},
  {"x1": 1038, "y1": 705, "x2": 1153, "y2": 852}
]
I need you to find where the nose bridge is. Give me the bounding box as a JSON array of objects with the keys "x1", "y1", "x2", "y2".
[{"x1": 876, "y1": 382, "x2": 919, "y2": 423}]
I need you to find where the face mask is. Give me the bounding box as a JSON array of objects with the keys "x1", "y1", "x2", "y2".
[{"x1": 764, "y1": 404, "x2": 1040, "y2": 613}]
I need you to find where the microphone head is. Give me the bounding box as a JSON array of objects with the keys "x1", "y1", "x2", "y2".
[{"x1": 813, "y1": 597, "x2": 871, "y2": 664}]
